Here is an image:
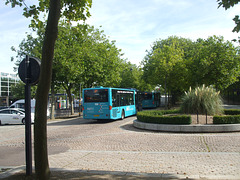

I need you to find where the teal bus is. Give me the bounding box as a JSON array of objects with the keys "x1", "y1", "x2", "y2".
[
  {"x1": 142, "y1": 92, "x2": 161, "y2": 109},
  {"x1": 82, "y1": 87, "x2": 137, "y2": 120}
]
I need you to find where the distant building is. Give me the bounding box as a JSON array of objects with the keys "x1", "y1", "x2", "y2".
[{"x1": 0, "y1": 72, "x2": 20, "y2": 106}]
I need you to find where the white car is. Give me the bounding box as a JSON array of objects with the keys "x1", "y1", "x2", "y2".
[{"x1": 0, "y1": 108, "x2": 34, "y2": 125}]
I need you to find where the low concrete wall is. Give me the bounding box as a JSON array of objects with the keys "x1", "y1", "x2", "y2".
[{"x1": 133, "y1": 120, "x2": 240, "y2": 133}]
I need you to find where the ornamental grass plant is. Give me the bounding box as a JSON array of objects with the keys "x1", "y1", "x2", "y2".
[{"x1": 180, "y1": 85, "x2": 223, "y2": 115}]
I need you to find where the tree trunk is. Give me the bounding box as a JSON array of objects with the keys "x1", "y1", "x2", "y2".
[
  {"x1": 34, "y1": 0, "x2": 61, "y2": 179},
  {"x1": 50, "y1": 84, "x2": 55, "y2": 120},
  {"x1": 164, "y1": 75, "x2": 167, "y2": 109},
  {"x1": 66, "y1": 87, "x2": 74, "y2": 115}
]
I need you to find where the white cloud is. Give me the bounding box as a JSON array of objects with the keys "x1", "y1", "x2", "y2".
[
  {"x1": 0, "y1": 0, "x2": 240, "y2": 73},
  {"x1": 0, "y1": 1, "x2": 32, "y2": 73},
  {"x1": 84, "y1": 0, "x2": 240, "y2": 65}
]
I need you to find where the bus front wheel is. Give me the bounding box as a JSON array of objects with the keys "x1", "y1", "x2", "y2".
[{"x1": 121, "y1": 110, "x2": 125, "y2": 120}]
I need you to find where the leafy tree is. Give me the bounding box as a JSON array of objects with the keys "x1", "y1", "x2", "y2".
[
  {"x1": 118, "y1": 61, "x2": 155, "y2": 91},
  {"x1": 11, "y1": 33, "x2": 43, "y2": 70},
  {"x1": 5, "y1": 0, "x2": 92, "y2": 179},
  {"x1": 142, "y1": 36, "x2": 240, "y2": 106},
  {"x1": 217, "y1": 0, "x2": 240, "y2": 32},
  {"x1": 137, "y1": 72, "x2": 155, "y2": 92},
  {"x1": 53, "y1": 22, "x2": 124, "y2": 114},
  {"x1": 119, "y1": 62, "x2": 138, "y2": 89},
  {"x1": 188, "y1": 36, "x2": 240, "y2": 90},
  {"x1": 12, "y1": 21, "x2": 124, "y2": 116},
  {"x1": 77, "y1": 29, "x2": 123, "y2": 88},
  {"x1": 11, "y1": 81, "x2": 37, "y2": 99},
  {"x1": 142, "y1": 36, "x2": 187, "y2": 106}
]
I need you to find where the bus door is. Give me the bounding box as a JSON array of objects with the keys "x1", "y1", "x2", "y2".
[{"x1": 111, "y1": 94, "x2": 121, "y2": 119}]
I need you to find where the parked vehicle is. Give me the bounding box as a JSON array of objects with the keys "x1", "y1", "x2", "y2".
[
  {"x1": 10, "y1": 99, "x2": 50, "y2": 118},
  {"x1": 10, "y1": 99, "x2": 35, "y2": 117},
  {"x1": 0, "y1": 108, "x2": 34, "y2": 125},
  {"x1": 0, "y1": 106, "x2": 8, "y2": 110}
]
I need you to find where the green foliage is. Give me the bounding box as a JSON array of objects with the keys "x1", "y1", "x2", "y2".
[
  {"x1": 12, "y1": 21, "x2": 125, "y2": 94},
  {"x1": 213, "y1": 108, "x2": 240, "y2": 124},
  {"x1": 119, "y1": 62, "x2": 154, "y2": 91},
  {"x1": 142, "y1": 36, "x2": 188, "y2": 93},
  {"x1": 5, "y1": 0, "x2": 92, "y2": 30},
  {"x1": 11, "y1": 81, "x2": 37, "y2": 99},
  {"x1": 180, "y1": 85, "x2": 224, "y2": 115},
  {"x1": 137, "y1": 110, "x2": 191, "y2": 124},
  {"x1": 5, "y1": 1, "x2": 93, "y2": 179},
  {"x1": 137, "y1": 109, "x2": 181, "y2": 116},
  {"x1": 10, "y1": 82, "x2": 25, "y2": 99},
  {"x1": 53, "y1": 22, "x2": 124, "y2": 89},
  {"x1": 188, "y1": 36, "x2": 240, "y2": 90},
  {"x1": 224, "y1": 109, "x2": 240, "y2": 115},
  {"x1": 142, "y1": 36, "x2": 240, "y2": 100},
  {"x1": 217, "y1": 0, "x2": 240, "y2": 33},
  {"x1": 213, "y1": 115, "x2": 240, "y2": 124}
]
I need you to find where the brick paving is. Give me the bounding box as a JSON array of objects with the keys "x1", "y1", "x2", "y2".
[{"x1": 0, "y1": 116, "x2": 240, "y2": 179}]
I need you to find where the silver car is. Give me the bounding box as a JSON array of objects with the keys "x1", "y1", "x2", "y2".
[{"x1": 0, "y1": 108, "x2": 34, "y2": 125}]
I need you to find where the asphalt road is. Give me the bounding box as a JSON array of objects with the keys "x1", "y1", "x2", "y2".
[{"x1": 0, "y1": 116, "x2": 240, "y2": 179}]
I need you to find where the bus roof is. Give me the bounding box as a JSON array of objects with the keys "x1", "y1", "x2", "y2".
[{"x1": 83, "y1": 87, "x2": 136, "y2": 91}]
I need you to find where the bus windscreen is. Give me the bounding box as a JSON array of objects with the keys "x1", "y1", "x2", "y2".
[
  {"x1": 84, "y1": 89, "x2": 108, "y2": 102},
  {"x1": 143, "y1": 93, "x2": 152, "y2": 100}
]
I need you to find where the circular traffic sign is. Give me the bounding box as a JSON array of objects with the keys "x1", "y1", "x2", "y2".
[{"x1": 18, "y1": 57, "x2": 41, "y2": 85}]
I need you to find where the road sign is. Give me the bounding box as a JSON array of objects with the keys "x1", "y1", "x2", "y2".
[
  {"x1": 18, "y1": 57, "x2": 41, "y2": 85},
  {"x1": 18, "y1": 55, "x2": 41, "y2": 176}
]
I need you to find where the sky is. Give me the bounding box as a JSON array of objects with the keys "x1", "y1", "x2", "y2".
[{"x1": 0, "y1": 0, "x2": 240, "y2": 74}]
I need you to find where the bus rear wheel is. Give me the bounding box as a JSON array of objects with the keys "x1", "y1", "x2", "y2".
[{"x1": 121, "y1": 110, "x2": 125, "y2": 120}]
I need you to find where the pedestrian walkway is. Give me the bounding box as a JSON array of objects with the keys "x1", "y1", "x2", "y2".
[
  {"x1": 47, "y1": 149, "x2": 240, "y2": 179},
  {"x1": 223, "y1": 104, "x2": 240, "y2": 109},
  {"x1": 2, "y1": 149, "x2": 240, "y2": 180}
]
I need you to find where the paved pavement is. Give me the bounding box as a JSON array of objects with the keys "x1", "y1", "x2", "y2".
[
  {"x1": 223, "y1": 104, "x2": 240, "y2": 109},
  {"x1": 0, "y1": 116, "x2": 240, "y2": 179}
]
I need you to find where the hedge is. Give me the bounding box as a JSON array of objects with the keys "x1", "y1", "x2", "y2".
[
  {"x1": 137, "y1": 109, "x2": 240, "y2": 125},
  {"x1": 137, "y1": 110, "x2": 191, "y2": 125},
  {"x1": 224, "y1": 109, "x2": 240, "y2": 115},
  {"x1": 213, "y1": 109, "x2": 240, "y2": 124},
  {"x1": 213, "y1": 115, "x2": 240, "y2": 124},
  {"x1": 137, "y1": 109, "x2": 181, "y2": 116}
]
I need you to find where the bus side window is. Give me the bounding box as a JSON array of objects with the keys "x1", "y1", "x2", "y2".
[
  {"x1": 112, "y1": 98, "x2": 116, "y2": 107},
  {"x1": 112, "y1": 90, "x2": 118, "y2": 107},
  {"x1": 120, "y1": 96, "x2": 124, "y2": 106}
]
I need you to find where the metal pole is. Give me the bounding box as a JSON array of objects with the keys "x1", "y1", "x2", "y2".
[
  {"x1": 25, "y1": 55, "x2": 32, "y2": 175},
  {"x1": 197, "y1": 111, "x2": 199, "y2": 124},
  {"x1": 206, "y1": 111, "x2": 208, "y2": 124},
  {"x1": 80, "y1": 83, "x2": 82, "y2": 113},
  {"x1": 79, "y1": 83, "x2": 82, "y2": 116}
]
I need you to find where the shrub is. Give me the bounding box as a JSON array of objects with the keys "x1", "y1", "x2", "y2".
[
  {"x1": 137, "y1": 110, "x2": 191, "y2": 124},
  {"x1": 213, "y1": 115, "x2": 240, "y2": 124},
  {"x1": 224, "y1": 109, "x2": 240, "y2": 115},
  {"x1": 180, "y1": 85, "x2": 223, "y2": 115},
  {"x1": 137, "y1": 109, "x2": 181, "y2": 116}
]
